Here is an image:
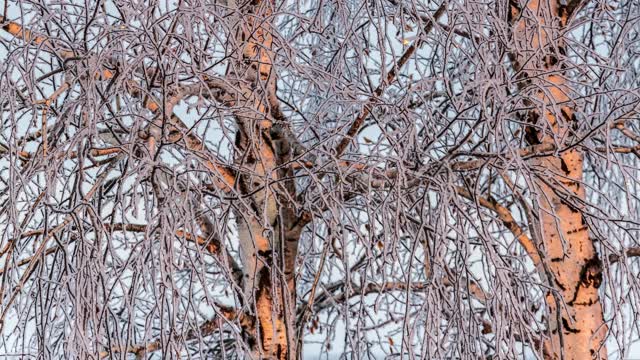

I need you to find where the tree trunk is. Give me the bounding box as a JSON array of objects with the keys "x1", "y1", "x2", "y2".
[
  {"x1": 511, "y1": 0, "x2": 608, "y2": 358},
  {"x1": 226, "y1": 1, "x2": 299, "y2": 359}
]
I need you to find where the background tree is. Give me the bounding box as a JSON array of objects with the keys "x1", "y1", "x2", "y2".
[{"x1": 0, "y1": 0, "x2": 639, "y2": 359}]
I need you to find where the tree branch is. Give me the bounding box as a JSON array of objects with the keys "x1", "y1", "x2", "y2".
[
  {"x1": 333, "y1": 3, "x2": 447, "y2": 158},
  {"x1": 0, "y1": 223, "x2": 242, "y2": 283},
  {"x1": 455, "y1": 186, "x2": 544, "y2": 271},
  {"x1": 0, "y1": 19, "x2": 237, "y2": 193},
  {"x1": 98, "y1": 303, "x2": 237, "y2": 359},
  {"x1": 609, "y1": 247, "x2": 640, "y2": 263}
]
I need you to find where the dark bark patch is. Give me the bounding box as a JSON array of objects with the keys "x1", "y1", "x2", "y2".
[
  {"x1": 258, "y1": 249, "x2": 272, "y2": 258},
  {"x1": 525, "y1": 126, "x2": 541, "y2": 145},
  {"x1": 277, "y1": 344, "x2": 284, "y2": 360},
  {"x1": 246, "y1": 331, "x2": 257, "y2": 348},
  {"x1": 567, "y1": 226, "x2": 588, "y2": 235},
  {"x1": 573, "y1": 298, "x2": 596, "y2": 306},
  {"x1": 546, "y1": 54, "x2": 559, "y2": 67},
  {"x1": 562, "y1": 317, "x2": 580, "y2": 333},
  {"x1": 568, "y1": 256, "x2": 603, "y2": 305},
  {"x1": 560, "y1": 108, "x2": 574, "y2": 123},
  {"x1": 508, "y1": 0, "x2": 522, "y2": 24},
  {"x1": 560, "y1": 158, "x2": 570, "y2": 174},
  {"x1": 580, "y1": 257, "x2": 603, "y2": 289}
]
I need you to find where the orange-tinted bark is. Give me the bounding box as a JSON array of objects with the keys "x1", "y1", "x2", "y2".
[
  {"x1": 226, "y1": 1, "x2": 297, "y2": 358},
  {"x1": 511, "y1": 0, "x2": 608, "y2": 358}
]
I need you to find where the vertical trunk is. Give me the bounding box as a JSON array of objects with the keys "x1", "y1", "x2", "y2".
[
  {"x1": 226, "y1": 1, "x2": 299, "y2": 358},
  {"x1": 510, "y1": 1, "x2": 608, "y2": 358}
]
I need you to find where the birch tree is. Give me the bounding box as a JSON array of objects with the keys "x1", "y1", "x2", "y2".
[{"x1": 1, "y1": 0, "x2": 639, "y2": 359}]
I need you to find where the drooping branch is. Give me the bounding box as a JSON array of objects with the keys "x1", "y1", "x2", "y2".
[
  {"x1": 454, "y1": 186, "x2": 543, "y2": 271},
  {"x1": 333, "y1": 3, "x2": 447, "y2": 158},
  {"x1": 98, "y1": 303, "x2": 238, "y2": 359},
  {"x1": 0, "y1": 18, "x2": 238, "y2": 193},
  {"x1": 0, "y1": 156, "x2": 121, "y2": 329},
  {"x1": 0, "y1": 223, "x2": 242, "y2": 283}
]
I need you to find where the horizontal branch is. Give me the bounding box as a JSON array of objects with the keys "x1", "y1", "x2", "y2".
[
  {"x1": 0, "y1": 16, "x2": 74, "y2": 59},
  {"x1": 7, "y1": 146, "x2": 122, "y2": 162},
  {"x1": 451, "y1": 143, "x2": 556, "y2": 171},
  {"x1": 609, "y1": 247, "x2": 640, "y2": 263},
  {"x1": 312, "y1": 282, "x2": 430, "y2": 313},
  {"x1": 451, "y1": 120, "x2": 640, "y2": 171},
  {"x1": 98, "y1": 303, "x2": 237, "y2": 359}
]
